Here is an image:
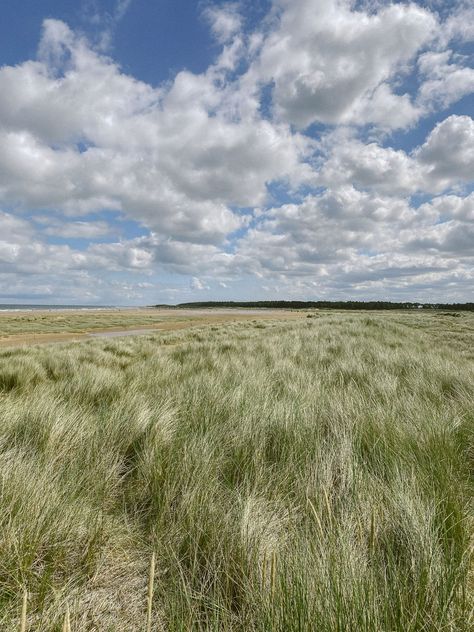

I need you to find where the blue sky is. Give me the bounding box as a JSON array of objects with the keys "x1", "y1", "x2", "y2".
[
  {"x1": 1, "y1": 1, "x2": 217, "y2": 80},
  {"x1": 0, "y1": 0, "x2": 473, "y2": 304}
]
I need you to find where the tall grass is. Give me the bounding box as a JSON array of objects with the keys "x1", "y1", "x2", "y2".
[
  {"x1": 0, "y1": 310, "x2": 171, "y2": 337},
  {"x1": 0, "y1": 313, "x2": 472, "y2": 630}
]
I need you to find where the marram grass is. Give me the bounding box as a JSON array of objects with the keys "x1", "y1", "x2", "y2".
[{"x1": 0, "y1": 312, "x2": 472, "y2": 630}]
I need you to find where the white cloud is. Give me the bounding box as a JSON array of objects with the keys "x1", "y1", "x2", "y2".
[
  {"x1": 417, "y1": 50, "x2": 474, "y2": 111},
  {"x1": 229, "y1": 179, "x2": 474, "y2": 300},
  {"x1": 318, "y1": 133, "x2": 421, "y2": 196},
  {"x1": 0, "y1": 211, "x2": 35, "y2": 244},
  {"x1": 37, "y1": 219, "x2": 114, "y2": 239},
  {"x1": 203, "y1": 2, "x2": 243, "y2": 44},
  {"x1": 317, "y1": 114, "x2": 474, "y2": 197},
  {"x1": 250, "y1": 0, "x2": 436, "y2": 129},
  {"x1": 0, "y1": 3, "x2": 473, "y2": 303},
  {"x1": 419, "y1": 192, "x2": 474, "y2": 223},
  {"x1": 441, "y1": 3, "x2": 474, "y2": 45},
  {"x1": 190, "y1": 277, "x2": 210, "y2": 291},
  {"x1": 415, "y1": 115, "x2": 474, "y2": 188},
  {"x1": 0, "y1": 19, "x2": 311, "y2": 246},
  {"x1": 237, "y1": 187, "x2": 411, "y2": 275}
]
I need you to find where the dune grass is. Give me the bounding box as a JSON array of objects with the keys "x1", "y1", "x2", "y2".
[
  {"x1": 0, "y1": 312, "x2": 472, "y2": 630},
  {"x1": 0, "y1": 307, "x2": 297, "y2": 345},
  {"x1": 0, "y1": 309, "x2": 174, "y2": 338}
]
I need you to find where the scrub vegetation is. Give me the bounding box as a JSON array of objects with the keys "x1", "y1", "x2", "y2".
[{"x1": 0, "y1": 312, "x2": 472, "y2": 630}]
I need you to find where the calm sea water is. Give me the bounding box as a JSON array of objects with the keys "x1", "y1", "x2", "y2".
[{"x1": 0, "y1": 304, "x2": 117, "y2": 311}]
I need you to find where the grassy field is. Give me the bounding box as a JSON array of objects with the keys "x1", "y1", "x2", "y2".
[
  {"x1": 0, "y1": 308, "x2": 302, "y2": 347},
  {"x1": 0, "y1": 309, "x2": 171, "y2": 337},
  {"x1": 0, "y1": 312, "x2": 472, "y2": 630}
]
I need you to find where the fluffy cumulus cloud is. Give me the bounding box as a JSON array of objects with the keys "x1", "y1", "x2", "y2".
[
  {"x1": 0, "y1": 19, "x2": 311, "y2": 244},
  {"x1": 417, "y1": 50, "x2": 474, "y2": 111},
  {"x1": 0, "y1": 0, "x2": 473, "y2": 303},
  {"x1": 318, "y1": 114, "x2": 474, "y2": 196},
  {"x1": 236, "y1": 187, "x2": 473, "y2": 299},
  {"x1": 415, "y1": 115, "x2": 474, "y2": 187},
  {"x1": 250, "y1": 0, "x2": 436, "y2": 129}
]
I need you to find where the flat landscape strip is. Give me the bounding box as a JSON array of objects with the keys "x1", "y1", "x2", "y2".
[{"x1": 0, "y1": 308, "x2": 305, "y2": 347}]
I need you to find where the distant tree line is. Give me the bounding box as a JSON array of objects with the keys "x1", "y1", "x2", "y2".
[{"x1": 154, "y1": 301, "x2": 474, "y2": 311}]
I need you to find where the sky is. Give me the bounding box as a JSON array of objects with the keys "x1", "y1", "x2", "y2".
[{"x1": 0, "y1": 0, "x2": 473, "y2": 305}]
